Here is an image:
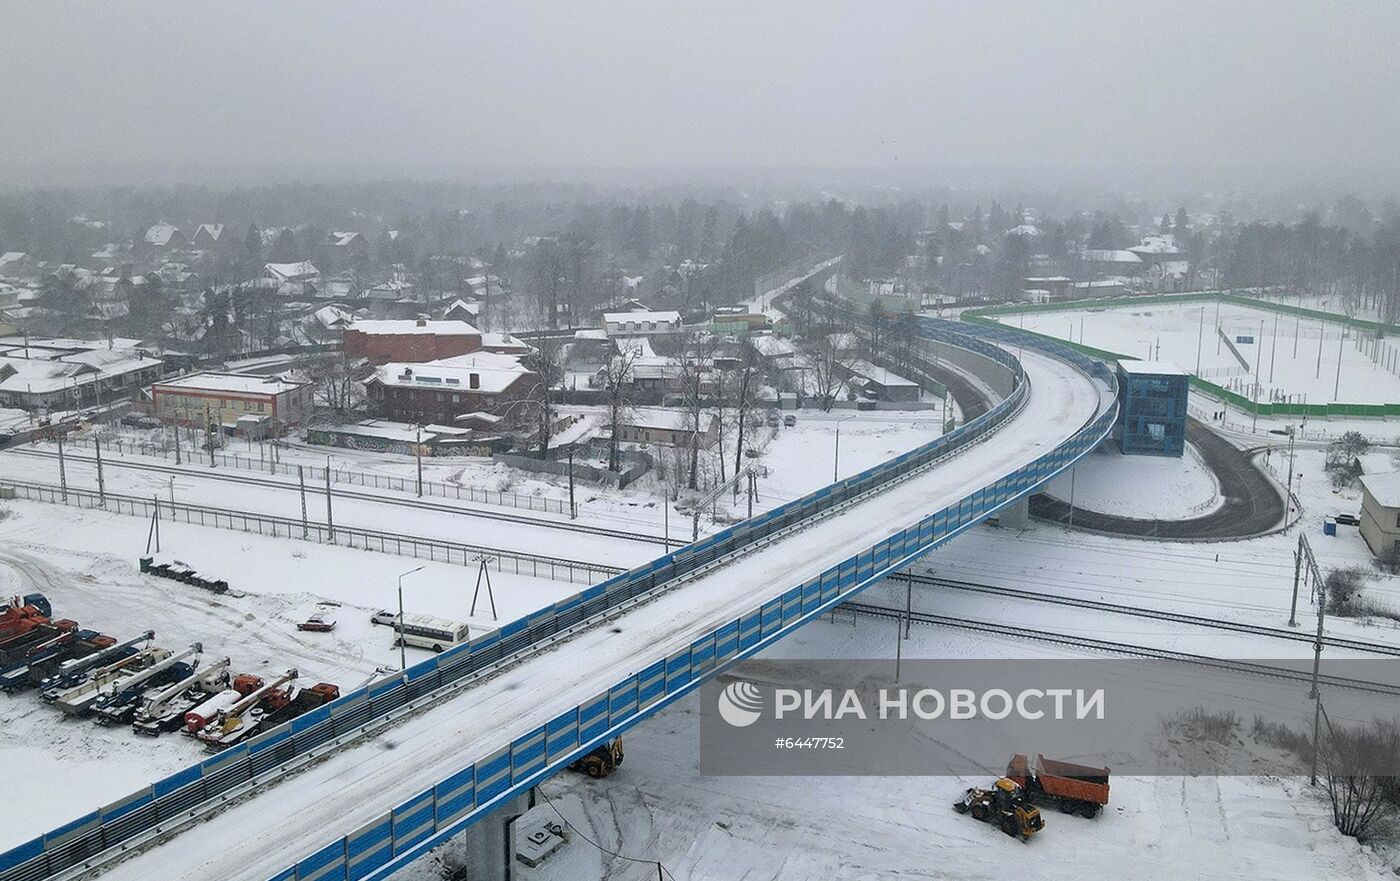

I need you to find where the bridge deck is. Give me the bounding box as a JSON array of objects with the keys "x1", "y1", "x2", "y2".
[{"x1": 93, "y1": 347, "x2": 1104, "y2": 881}]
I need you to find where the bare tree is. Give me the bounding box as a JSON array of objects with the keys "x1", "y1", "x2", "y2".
[
  {"x1": 305, "y1": 351, "x2": 367, "y2": 420},
  {"x1": 808, "y1": 335, "x2": 855, "y2": 412},
  {"x1": 598, "y1": 344, "x2": 640, "y2": 471},
  {"x1": 676, "y1": 330, "x2": 717, "y2": 490},
  {"x1": 1321, "y1": 717, "x2": 1400, "y2": 839}
]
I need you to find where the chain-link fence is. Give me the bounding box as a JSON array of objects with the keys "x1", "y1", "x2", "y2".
[
  {"x1": 0, "y1": 478, "x2": 618, "y2": 585},
  {"x1": 50, "y1": 435, "x2": 574, "y2": 516}
]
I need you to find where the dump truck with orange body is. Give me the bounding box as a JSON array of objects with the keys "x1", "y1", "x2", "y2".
[{"x1": 1005, "y1": 754, "x2": 1110, "y2": 818}]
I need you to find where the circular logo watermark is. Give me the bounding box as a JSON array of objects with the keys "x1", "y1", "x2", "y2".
[{"x1": 717, "y1": 680, "x2": 764, "y2": 728}]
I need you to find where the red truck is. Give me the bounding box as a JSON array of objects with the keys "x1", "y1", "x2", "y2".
[{"x1": 1005, "y1": 754, "x2": 1110, "y2": 818}]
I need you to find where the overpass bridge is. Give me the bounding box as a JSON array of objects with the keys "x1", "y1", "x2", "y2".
[{"x1": 0, "y1": 321, "x2": 1119, "y2": 881}]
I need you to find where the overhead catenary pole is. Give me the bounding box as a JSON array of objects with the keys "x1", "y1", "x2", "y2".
[
  {"x1": 415, "y1": 425, "x2": 423, "y2": 497},
  {"x1": 567, "y1": 447, "x2": 576, "y2": 519},
  {"x1": 94, "y1": 434, "x2": 105, "y2": 505},
  {"x1": 298, "y1": 465, "x2": 309, "y2": 539},
  {"x1": 325, "y1": 457, "x2": 335, "y2": 540},
  {"x1": 57, "y1": 431, "x2": 68, "y2": 503}
]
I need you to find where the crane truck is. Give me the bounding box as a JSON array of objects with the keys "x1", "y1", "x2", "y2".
[
  {"x1": 0, "y1": 629, "x2": 112, "y2": 692},
  {"x1": 195, "y1": 669, "x2": 298, "y2": 750},
  {"x1": 0, "y1": 594, "x2": 52, "y2": 641},
  {"x1": 91, "y1": 643, "x2": 203, "y2": 726},
  {"x1": 51, "y1": 646, "x2": 172, "y2": 715},
  {"x1": 39, "y1": 630, "x2": 154, "y2": 695},
  {"x1": 132, "y1": 658, "x2": 231, "y2": 736},
  {"x1": 0, "y1": 620, "x2": 78, "y2": 665}
]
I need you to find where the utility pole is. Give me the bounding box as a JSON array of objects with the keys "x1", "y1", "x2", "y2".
[
  {"x1": 94, "y1": 434, "x2": 105, "y2": 506},
  {"x1": 1334, "y1": 325, "x2": 1345, "y2": 401},
  {"x1": 567, "y1": 447, "x2": 576, "y2": 519},
  {"x1": 1268, "y1": 312, "x2": 1279, "y2": 383},
  {"x1": 1215, "y1": 298, "x2": 1222, "y2": 354},
  {"x1": 1252, "y1": 319, "x2": 1264, "y2": 432},
  {"x1": 1195, "y1": 306, "x2": 1204, "y2": 375},
  {"x1": 1293, "y1": 313, "x2": 1300, "y2": 358},
  {"x1": 206, "y1": 404, "x2": 215, "y2": 468},
  {"x1": 57, "y1": 431, "x2": 68, "y2": 503},
  {"x1": 173, "y1": 422, "x2": 181, "y2": 465},
  {"x1": 1316, "y1": 320, "x2": 1324, "y2": 379},
  {"x1": 415, "y1": 425, "x2": 423, "y2": 498},
  {"x1": 397, "y1": 565, "x2": 425, "y2": 673},
  {"x1": 298, "y1": 465, "x2": 309, "y2": 539},
  {"x1": 325, "y1": 457, "x2": 335, "y2": 540},
  {"x1": 1289, "y1": 532, "x2": 1303, "y2": 627}
]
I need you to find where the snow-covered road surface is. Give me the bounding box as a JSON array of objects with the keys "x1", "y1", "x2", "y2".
[{"x1": 83, "y1": 347, "x2": 1104, "y2": 881}]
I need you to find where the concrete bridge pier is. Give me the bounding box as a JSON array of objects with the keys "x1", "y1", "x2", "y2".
[
  {"x1": 458, "y1": 789, "x2": 535, "y2": 881},
  {"x1": 996, "y1": 496, "x2": 1029, "y2": 530}
]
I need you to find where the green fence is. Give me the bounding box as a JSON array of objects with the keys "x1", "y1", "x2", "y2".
[{"x1": 963, "y1": 292, "x2": 1400, "y2": 419}]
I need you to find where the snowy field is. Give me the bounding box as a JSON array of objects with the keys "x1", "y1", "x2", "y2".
[
  {"x1": 0, "y1": 499, "x2": 584, "y2": 845},
  {"x1": 393, "y1": 609, "x2": 1392, "y2": 881},
  {"x1": 996, "y1": 298, "x2": 1400, "y2": 405},
  {"x1": 1040, "y1": 441, "x2": 1221, "y2": 519}
]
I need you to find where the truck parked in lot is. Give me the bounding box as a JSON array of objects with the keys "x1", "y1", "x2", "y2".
[
  {"x1": 0, "y1": 620, "x2": 79, "y2": 666},
  {"x1": 132, "y1": 658, "x2": 232, "y2": 737},
  {"x1": 0, "y1": 594, "x2": 53, "y2": 641},
  {"x1": 1005, "y1": 754, "x2": 1111, "y2": 818},
  {"x1": 0, "y1": 629, "x2": 115, "y2": 692},
  {"x1": 90, "y1": 644, "x2": 203, "y2": 726},
  {"x1": 38, "y1": 630, "x2": 153, "y2": 695},
  {"x1": 195, "y1": 669, "x2": 299, "y2": 750},
  {"x1": 50, "y1": 647, "x2": 172, "y2": 715}
]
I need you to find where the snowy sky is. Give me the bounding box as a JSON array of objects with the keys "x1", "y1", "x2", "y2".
[{"x1": 3, "y1": 0, "x2": 1398, "y2": 187}]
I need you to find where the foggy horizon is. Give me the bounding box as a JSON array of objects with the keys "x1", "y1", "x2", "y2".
[{"x1": 4, "y1": 1, "x2": 1398, "y2": 196}]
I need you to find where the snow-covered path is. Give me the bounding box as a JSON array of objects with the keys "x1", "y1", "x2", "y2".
[{"x1": 82, "y1": 348, "x2": 1105, "y2": 881}]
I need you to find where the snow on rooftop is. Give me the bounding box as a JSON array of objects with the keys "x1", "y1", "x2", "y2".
[
  {"x1": 153, "y1": 372, "x2": 309, "y2": 395},
  {"x1": 604, "y1": 310, "x2": 681, "y2": 323},
  {"x1": 621, "y1": 407, "x2": 715, "y2": 433},
  {"x1": 348, "y1": 319, "x2": 480, "y2": 336},
  {"x1": 373, "y1": 354, "x2": 533, "y2": 394},
  {"x1": 1117, "y1": 359, "x2": 1187, "y2": 376},
  {"x1": 1361, "y1": 472, "x2": 1400, "y2": 509},
  {"x1": 848, "y1": 359, "x2": 919, "y2": 388}
]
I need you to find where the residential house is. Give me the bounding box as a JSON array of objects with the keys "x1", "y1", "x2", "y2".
[{"x1": 363, "y1": 352, "x2": 541, "y2": 427}]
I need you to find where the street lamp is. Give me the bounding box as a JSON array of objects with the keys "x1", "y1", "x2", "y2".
[
  {"x1": 833, "y1": 415, "x2": 856, "y2": 482},
  {"x1": 397, "y1": 565, "x2": 425, "y2": 672}
]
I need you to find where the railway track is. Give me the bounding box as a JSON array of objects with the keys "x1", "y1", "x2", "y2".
[
  {"x1": 889, "y1": 571, "x2": 1400, "y2": 658},
  {"x1": 3, "y1": 446, "x2": 674, "y2": 547},
  {"x1": 842, "y1": 600, "x2": 1400, "y2": 697}
]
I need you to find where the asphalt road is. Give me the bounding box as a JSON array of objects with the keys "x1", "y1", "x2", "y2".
[{"x1": 1030, "y1": 417, "x2": 1287, "y2": 540}]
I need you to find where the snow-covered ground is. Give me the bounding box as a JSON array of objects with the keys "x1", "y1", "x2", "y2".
[
  {"x1": 392, "y1": 616, "x2": 1392, "y2": 881},
  {"x1": 0, "y1": 499, "x2": 584, "y2": 844},
  {"x1": 77, "y1": 346, "x2": 1106, "y2": 881},
  {"x1": 1041, "y1": 441, "x2": 1221, "y2": 519},
  {"x1": 995, "y1": 298, "x2": 1400, "y2": 405}
]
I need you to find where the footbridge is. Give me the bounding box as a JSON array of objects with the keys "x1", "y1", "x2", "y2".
[{"x1": 0, "y1": 321, "x2": 1118, "y2": 881}]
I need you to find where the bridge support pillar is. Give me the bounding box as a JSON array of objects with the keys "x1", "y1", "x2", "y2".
[
  {"x1": 460, "y1": 788, "x2": 535, "y2": 881},
  {"x1": 997, "y1": 497, "x2": 1029, "y2": 530}
]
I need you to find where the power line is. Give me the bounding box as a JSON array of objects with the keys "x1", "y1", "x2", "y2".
[{"x1": 535, "y1": 784, "x2": 678, "y2": 880}]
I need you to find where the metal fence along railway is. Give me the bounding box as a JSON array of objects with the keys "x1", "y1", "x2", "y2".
[
  {"x1": 0, "y1": 478, "x2": 621, "y2": 586},
  {"x1": 0, "y1": 322, "x2": 1116, "y2": 881},
  {"x1": 56, "y1": 435, "x2": 575, "y2": 517}
]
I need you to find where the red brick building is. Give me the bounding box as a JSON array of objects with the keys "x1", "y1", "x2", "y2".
[
  {"x1": 343, "y1": 319, "x2": 484, "y2": 364},
  {"x1": 363, "y1": 353, "x2": 541, "y2": 427}
]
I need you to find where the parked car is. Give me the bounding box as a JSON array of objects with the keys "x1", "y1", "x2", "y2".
[
  {"x1": 1334, "y1": 513, "x2": 1361, "y2": 527},
  {"x1": 783, "y1": 414, "x2": 797, "y2": 427},
  {"x1": 297, "y1": 614, "x2": 336, "y2": 632},
  {"x1": 370, "y1": 610, "x2": 398, "y2": 627}
]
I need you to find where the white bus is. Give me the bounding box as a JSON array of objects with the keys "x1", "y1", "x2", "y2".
[{"x1": 391, "y1": 613, "x2": 470, "y2": 653}]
